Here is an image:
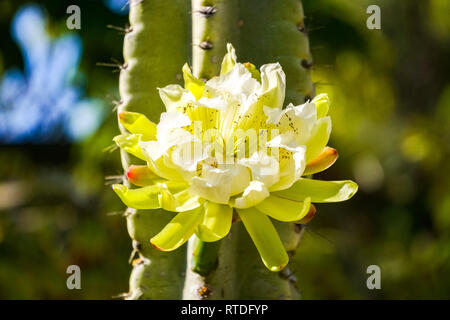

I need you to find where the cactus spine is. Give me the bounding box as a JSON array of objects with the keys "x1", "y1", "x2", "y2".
[
  {"x1": 191, "y1": 0, "x2": 239, "y2": 79},
  {"x1": 118, "y1": 0, "x2": 314, "y2": 300}
]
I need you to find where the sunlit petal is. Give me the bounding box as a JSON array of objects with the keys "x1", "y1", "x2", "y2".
[
  {"x1": 118, "y1": 111, "x2": 157, "y2": 141},
  {"x1": 303, "y1": 147, "x2": 338, "y2": 175},
  {"x1": 196, "y1": 202, "x2": 232, "y2": 242},
  {"x1": 182, "y1": 63, "x2": 204, "y2": 100},
  {"x1": 151, "y1": 207, "x2": 204, "y2": 251},
  {"x1": 113, "y1": 133, "x2": 145, "y2": 160},
  {"x1": 274, "y1": 178, "x2": 358, "y2": 203},
  {"x1": 256, "y1": 195, "x2": 311, "y2": 222},
  {"x1": 238, "y1": 207, "x2": 289, "y2": 272}
]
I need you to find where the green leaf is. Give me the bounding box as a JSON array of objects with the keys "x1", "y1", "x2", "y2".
[
  {"x1": 113, "y1": 133, "x2": 146, "y2": 160},
  {"x1": 274, "y1": 178, "x2": 358, "y2": 203},
  {"x1": 119, "y1": 112, "x2": 157, "y2": 141},
  {"x1": 151, "y1": 207, "x2": 204, "y2": 251},
  {"x1": 237, "y1": 207, "x2": 289, "y2": 272},
  {"x1": 182, "y1": 63, "x2": 204, "y2": 100},
  {"x1": 196, "y1": 202, "x2": 232, "y2": 242},
  {"x1": 256, "y1": 195, "x2": 311, "y2": 222}
]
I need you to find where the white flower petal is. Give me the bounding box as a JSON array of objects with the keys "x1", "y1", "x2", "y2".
[
  {"x1": 267, "y1": 135, "x2": 306, "y2": 191},
  {"x1": 157, "y1": 111, "x2": 192, "y2": 134},
  {"x1": 171, "y1": 140, "x2": 210, "y2": 176},
  {"x1": 197, "y1": 96, "x2": 228, "y2": 111},
  {"x1": 205, "y1": 63, "x2": 260, "y2": 100},
  {"x1": 156, "y1": 111, "x2": 194, "y2": 148},
  {"x1": 267, "y1": 132, "x2": 299, "y2": 152},
  {"x1": 264, "y1": 102, "x2": 317, "y2": 145},
  {"x1": 233, "y1": 180, "x2": 270, "y2": 209},
  {"x1": 239, "y1": 151, "x2": 280, "y2": 188},
  {"x1": 139, "y1": 140, "x2": 165, "y2": 161},
  {"x1": 158, "y1": 84, "x2": 196, "y2": 111},
  {"x1": 229, "y1": 164, "x2": 251, "y2": 196},
  {"x1": 270, "y1": 148, "x2": 306, "y2": 191},
  {"x1": 259, "y1": 62, "x2": 286, "y2": 109},
  {"x1": 189, "y1": 165, "x2": 233, "y2": 204},
  {"x1": 139, "y1": 143, "x2": 186, "y2": 181},
  {"x1": 263, "y1": 105, "x2": 285, "y2": 124}
]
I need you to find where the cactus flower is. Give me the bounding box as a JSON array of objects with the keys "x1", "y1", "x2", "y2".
[{"x1": 113, "y1": 44, "x2": 357, "y2": 271}]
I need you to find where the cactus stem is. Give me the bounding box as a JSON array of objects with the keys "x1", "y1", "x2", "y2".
[
  {"x1": 118, "y1": 0, "x2": 314, "y2": 300},
  {"x1": 182, "y1": 0, "x2": 241, "y2": 300},
  {"x1": 119, "y1": 0, "x2": 191, "y2": 299},
  {"x1": 191, "y1": 236, "x2": 221, "y2": 276}
]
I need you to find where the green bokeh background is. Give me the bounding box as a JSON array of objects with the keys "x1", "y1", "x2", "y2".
[{"x1": 0, "y1": 0, "x2": 449, "y2": 299}]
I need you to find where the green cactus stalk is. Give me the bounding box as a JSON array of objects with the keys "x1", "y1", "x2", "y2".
[
  {"x1": 118, "y1": 0, "x2": 316, "y2": 300},
  {"x1": 182, "y1": 0, "x2": 240, "y2": 300},
  {"x1": 119, "y1": 0, "x2": 190, "y2": 299},
  {"x1": 232, "y1": 0, "x2": 315, "y2": 299},
  {"x1": 191, "y1": 0, "x2": 239, "y2": 80}
]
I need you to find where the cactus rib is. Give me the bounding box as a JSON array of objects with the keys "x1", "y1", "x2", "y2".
[{"x1": 119, "y1": 0, "x2": 191, "y2": 299}]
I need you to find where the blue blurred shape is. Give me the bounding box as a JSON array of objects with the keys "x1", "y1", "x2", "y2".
[
  {"x1": 104, "y1": 0, "x2": 129, "y2": 15},
  {"x1": 0, "y1": 5, "x2": 104, "y2": 144}
]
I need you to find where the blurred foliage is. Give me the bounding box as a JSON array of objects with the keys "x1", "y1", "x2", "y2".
[
  {"x1": 293, "y1": 0, "x2": 450, "y2": 299},
  {"x1": 0, "y1": 0, "x2": 449, "y2": 299},
  {"x1": 0, "y1": 5, "x2": 104, "y2": 143},
  {"x1": 0, "y1": 0, "x2": 129, "y2": 299}
]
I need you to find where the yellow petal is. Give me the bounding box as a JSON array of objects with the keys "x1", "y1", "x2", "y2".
[
  {"x1": 238, "y1": 207, "x2": 289, "y2": 272},
  {"x1": 196, "y1": 202, "x2": 232, "y2": 242},
  {"x1": 220, "y1": 43, "x2": 237, "y2": 75},
  {"x1": 182, "y1": 63, "x2": 204, "y2": 100},
  {"x1": 303, "y1": 147, "x2": 338, "y2": 175},
  {"x1": 113, "y1": 134, "x2": 146, "y2": 160},
  {"x1": 305, "y1": 117, "x2": 332, "y2": 162},
  {"x1": 312, "y1": 93, "x2": 330, "y2": 118},
  {"x1": 256, "y1": 195, "x2": 311, "y2": 222},
  {"x1": 151, "y1": 207, "x2": 203, "y2": 251},
  {"x1": 274, "y1": 178, "x2": 358, "y2": 203},
  {"x1": 118, "y1": 111, "x2": 157, "y2": 141}
]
